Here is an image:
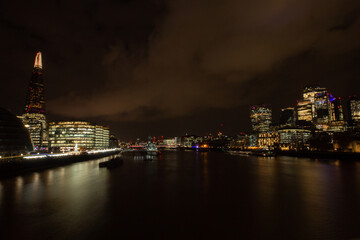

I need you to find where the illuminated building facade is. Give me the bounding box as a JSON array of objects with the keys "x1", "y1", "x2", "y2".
[
  {"x1": 303, "y1": 86, "x2": 327, "y2": 118},
  {"x1": 330, "y1": 98, "x2": 344, "y2": 121},
  {"x1": 258, "y1": 132, "x2": 279, "y2": 150},
  {"x1": 229, "y1": 133, "x2": 248, "y2": 149},
  {"x1": 278, "y1": 128, "x2": 311, "y2": 151},
  {"x1": 297, "y1": 100, "x2": 313, "y2": 122},
  {"x1": 21, "y1": 51, "x2": 48, "y2": 150},
  {"x1": 48, "y1": 121, "x2": 110, "y2": 152},
  {"x1": 19, "y1": 114, "x2": 48, "y2": 150},
  {"x1": 348, "y1": 96, "x2": 360, "y2": 125},
  {"x1": 249, "y1": 133, "x2": 258, "y2": 147},
  {"x1": 162, "y1": 138, "x2": 176, "y2": 148},
  {"x1": 24, "y1": 52, "x2": 45, "y2": 114},
  {"x1": 95, "y1": 125, "x2": 110, "y2": 149},
  {"x1": 314, "y1": 91, "x2": 331, "y2": 123},
  {"x1": 250, "y1": 105, "x2": 272, "y2": 132},
  {"x1": 181, "y1": 135, "x2": 203, "y2": 147},
  {"x1": 327, "y1": 97, "x2": 346, "y2": 132}
]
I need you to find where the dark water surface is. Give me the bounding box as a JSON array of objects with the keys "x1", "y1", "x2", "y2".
[{"x1": 1, "y1": 151, "x2": 360, "y2": 240}]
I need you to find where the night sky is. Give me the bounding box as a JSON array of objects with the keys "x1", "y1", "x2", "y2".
[{"x1": 1, "y1": 0, "x2": 359, "y2": 140}]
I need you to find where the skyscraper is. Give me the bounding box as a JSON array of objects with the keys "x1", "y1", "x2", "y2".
[
  {"x1": 297, "y1": 99, "x2": 313, "y2": 122},
  {"x1": 21, "y1": 51, "x2": 48, "y2": 151},
  {"x1": 250, "y1": 105, "x2": 272, "y2": 132},
  {"x1": 314, "y1": 91, "x2": 331, "y2": 123},
  {"x1": 330, "y1": 97, "x2": 344, "y2": 121},
  {"x1": 348, "y1": 96, "x2": 360, "y2": 125},
  {"x1": 279, "y1": 107, "x2": 296, "y2": 127},
  {"x1": 24, "y1": 52, "x2": 45, "y2": 114},
  {"x1": 303, "y1": 85, "x2": 327, "y2": 119}
]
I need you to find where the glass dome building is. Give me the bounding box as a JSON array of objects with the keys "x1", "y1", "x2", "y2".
[{"x1": 0, "y1": 108, "x2": 33, "y2": 157}]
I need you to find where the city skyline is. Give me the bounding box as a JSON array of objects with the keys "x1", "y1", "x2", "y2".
[
  {"x1": 4, "y1": 52, "x2": 360, "y2": 141},
  {"x1": 1, "y1": 2, "x2": 360, "y2": 239},
  {"x1": 0, "y1": 0, "x2": 359, "y2": 140}
]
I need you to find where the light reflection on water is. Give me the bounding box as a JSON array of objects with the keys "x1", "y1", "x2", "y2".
[{"x1": 0, "y1": 152, "x2": 360, "y2": 240}]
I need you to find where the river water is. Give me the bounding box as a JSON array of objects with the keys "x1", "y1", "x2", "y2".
[{"x1": 1, "y1": 151, "x2": 360, "y2": 240}]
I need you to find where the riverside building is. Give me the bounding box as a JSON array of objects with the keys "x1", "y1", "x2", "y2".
[
  {"x1": 278, "y1": 128, "x2": 311, "y2": 151},
  {"x1": 48, "y1": 121, "x2": 109, "y2": 152}
]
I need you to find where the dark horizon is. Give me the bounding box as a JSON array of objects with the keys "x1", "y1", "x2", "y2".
[{"x1": 1, "y1": 0, "x2": 359, "y2": 140}]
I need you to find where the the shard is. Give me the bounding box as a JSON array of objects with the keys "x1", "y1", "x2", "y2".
[
  {"x1": 24, "y1": 51, "x2": 45, "y2": 114},
  {"x1": 21, "y1": 51, "x2": 48, "y2": 151}
]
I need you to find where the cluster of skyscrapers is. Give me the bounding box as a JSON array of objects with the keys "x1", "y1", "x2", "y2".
[
  {"x1": 119, "y1": 86, "x2": 360, "y2": 153},
  {"x1": 12, "y1": 52, "x2": 114, "y2": 154},
  {"x1": 250, "y1": 86, "x2": 360, "y2": 151}
]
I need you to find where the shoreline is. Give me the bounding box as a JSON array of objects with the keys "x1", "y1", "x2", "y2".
[
  {"x1": 174, "y1": 148, "x2": 360, "y2": 160},
  {"x1": 0, "y1": 150, "x2": 120, "y2": 179},
  {"x1": 276, "y1": 150, "x2": 360, "y2": 160}
]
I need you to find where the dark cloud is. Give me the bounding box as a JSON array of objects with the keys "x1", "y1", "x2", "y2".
[{"x1": 0, "y1": 0, "x2": 359, "y2": 139}]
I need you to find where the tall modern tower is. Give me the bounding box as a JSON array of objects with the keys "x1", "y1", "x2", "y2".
[
  {"x1": 279, "y1": 107, "x2": 296, "y2": 127},
  {"x1": 250, "y1": 104, "x2": 272, "y2": 132},
  {"x1": 348, "y1": 96, "x2": 360, "y2": 125},
  {"x1": 20, "y1": 51, "x2": 48, "y2": 151},
  {"x1": 24, "y1": 51, "x2": 45, "y2": 114}
]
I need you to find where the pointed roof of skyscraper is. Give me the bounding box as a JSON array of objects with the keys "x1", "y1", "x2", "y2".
[{"x1": 33, "y1": 51, "x2": 42, "y2": 69}]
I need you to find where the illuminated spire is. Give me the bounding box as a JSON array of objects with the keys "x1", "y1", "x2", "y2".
[
  {"x1": 24, "y1": 51, "x2": 45, "y2": 114},
  {"x1": 33, "y1": 51, "x2": 42, "y2": 69}
]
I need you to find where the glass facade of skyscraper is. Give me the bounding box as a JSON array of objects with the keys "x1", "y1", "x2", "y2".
[
  {"x1": 21, "y1": 52, "x2": 48, "y2": 150},
  {"x1": 19, "y1": 113, "x2": 48, "y2": 150},
  {"x1": 348, "y1": 96, "x2": 360, "y2": 124},
  {"x1": 314, "y1": 91, "x2": 331, "y2": 123},
  {"x1": 297, "y1": 100, "x2": 313, "y2": 122},
  {"x1": 303, "y1": 86, "x2": 327, "y2": 119},
  {"x1": 279, "y1": 107, "x2": 296, "y2": 127},
  {"x1": 250, "y1": 105, "x2": 272, "y2": 132}
]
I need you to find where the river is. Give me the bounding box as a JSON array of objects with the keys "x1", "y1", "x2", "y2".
[{"x1": 1, "y1": 151, "x2": 360, "y2": 239}]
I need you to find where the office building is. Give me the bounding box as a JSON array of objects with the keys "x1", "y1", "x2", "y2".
[
  {"x1": 348, "y1": 96, "x2": 360, "y2": 125},
  {"x1": 314, "y1": 91, "x2": 331, "y2": 123},
  {"x1": 297, "y1": 100, "x2": 313, "y2": 122},
  {"x1": 303, "y1": 85, "x2": 327, "y2": 118},
  {"x1": 279, "y1": 107, "x2": 296, "y2": 127},
  {"x1": 48, "y1": 121, "x2": 109, "y2": 152},
  {"x1": 278, "y1": 128, "x2": 311, "y2": 151},
  {"x1": 258, "y1": 132, "x2": 279, "y2": 150},
  {"x1": 250, "y1": 105, "x2": 272, "y2": 132},
  {"x1": 330, "y1": 97, "x2": 344, "y2": 121}
]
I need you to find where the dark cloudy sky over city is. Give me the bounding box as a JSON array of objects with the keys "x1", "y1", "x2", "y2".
[{"x1": 0, "y1": 0, "x2": 359, "y2": 140}]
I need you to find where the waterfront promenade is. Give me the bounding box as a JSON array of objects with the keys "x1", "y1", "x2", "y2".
[{"x1": 0, "y1": 149, "x2": 120, "y2": 179}]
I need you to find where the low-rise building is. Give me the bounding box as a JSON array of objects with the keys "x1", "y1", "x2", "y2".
[
  {"x1": 258, "y1": 132, "x2": 279, "y2": 150},
  {"x1": 278, "y1": 128, "x2": 311, "y2": 151}
]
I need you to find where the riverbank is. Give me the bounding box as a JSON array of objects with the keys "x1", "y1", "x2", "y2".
[
  {"x1": 0, "y1": 150, "x2": 120, "y2": 179},
  {"x1": 276, "y1": 150, "x2": 360, "y2": 160}
]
